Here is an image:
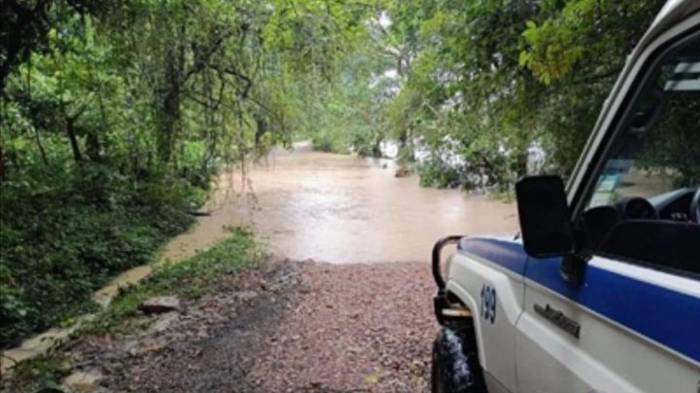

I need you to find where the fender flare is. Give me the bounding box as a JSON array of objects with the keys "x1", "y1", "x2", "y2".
[{"x1": 444, "y1": 280, "x2": 486, "y2": 367}]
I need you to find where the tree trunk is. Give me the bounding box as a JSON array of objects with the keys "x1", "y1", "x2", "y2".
[
  {"x1": 33, "y1": 128, "x2": 49, "y2": 165},
  {"x1": 254, "y1": 113, "x2": 268, "y2": 147},
  {"x1": 86, "y1": 130, "x2": 101, "y2": 162},
  {"x1": 65, "y1": 116, "x2": 82, "y2": 163},
  {"x1": 157, "y1": 78, "x2": 180, "y2": 163},
  {"x1": 157, "y1": 33, "x2": 185, "y2": 164},
  {"x1": 0, "y1": 144, "x2": 6, "y2": 182}
]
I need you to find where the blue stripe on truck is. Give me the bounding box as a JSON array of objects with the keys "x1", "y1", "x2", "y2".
[
  {"x1": 458, "y1": 237, "x2": 700, "y2": 364},
  {"x1": 457, "y1": 237, "x2": 528, "y2": 275}
]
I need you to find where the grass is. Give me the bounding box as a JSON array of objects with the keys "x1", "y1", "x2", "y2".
[
  {"x1": 82, "y1": 227, "x2": 264, "y2": 334},
  {"x1": 7, "y1": 354, "x2": 73, "y2": 392},
  {"x1": 2, "y1": 228, "x2": 264, "y2": 393}
]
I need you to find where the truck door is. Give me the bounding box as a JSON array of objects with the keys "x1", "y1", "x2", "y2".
[{"x1": 516, "y1": 256, "x2": 700, "y2": 393}]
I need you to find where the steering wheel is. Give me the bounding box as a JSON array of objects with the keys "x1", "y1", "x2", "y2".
[{"x1": 691, "y1": 188, "x2": 700, "y2": 223}]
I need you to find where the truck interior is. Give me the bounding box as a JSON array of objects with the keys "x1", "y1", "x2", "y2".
[{"x1": 578, "y1": 33, "x2": 700, "y2": 277}]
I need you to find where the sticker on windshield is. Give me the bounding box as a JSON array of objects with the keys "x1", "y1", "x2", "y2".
[{"x1": 590, "y1": 174, "x2": 622, "y2": 207}]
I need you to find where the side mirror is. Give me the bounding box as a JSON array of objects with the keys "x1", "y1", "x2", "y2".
[{"x1": 515, "y1": 175, "x2": 574, "y2": 258}]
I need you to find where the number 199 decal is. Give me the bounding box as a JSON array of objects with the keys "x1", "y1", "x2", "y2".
[{"x1": 480, "y1": 284, "x2": 496, "y2": 323}]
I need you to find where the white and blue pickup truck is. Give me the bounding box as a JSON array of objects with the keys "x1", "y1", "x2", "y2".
[{"x1": 430, "y1": 1, "x2": 700, "y2": 393}]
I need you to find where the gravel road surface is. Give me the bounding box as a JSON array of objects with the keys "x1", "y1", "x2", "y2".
[{"x1": 56, "y1": 260, "x2": 436, "y2": 393}]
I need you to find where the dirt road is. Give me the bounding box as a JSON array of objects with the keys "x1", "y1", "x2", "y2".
[{"x1": 79, "y1": 261, "x2": 435, "y2": 392}]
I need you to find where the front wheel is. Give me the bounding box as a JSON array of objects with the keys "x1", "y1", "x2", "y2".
[{"x1": 431, "y1": 327, "x2": 487, "y2": 393}]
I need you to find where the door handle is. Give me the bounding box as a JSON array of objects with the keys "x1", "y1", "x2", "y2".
[{"x1": 534, "y1": 304, "x2": 581, "y2": 339}]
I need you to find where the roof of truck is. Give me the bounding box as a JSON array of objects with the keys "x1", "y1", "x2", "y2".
[{"x1": 644, "y1": 0, "x2": 700, "y2": 46}]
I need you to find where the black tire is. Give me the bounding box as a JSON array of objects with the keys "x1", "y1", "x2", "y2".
[{"x1": 431, "y1": 326, "x2": 487, "y2": 393}]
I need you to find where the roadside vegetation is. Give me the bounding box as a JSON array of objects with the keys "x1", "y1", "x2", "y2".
[
  {"x1": 2, "y1": 228, "x2": 263, "y2": 393},
  {"x1": 85, "y1": 227, "x2": 263, "y2": 335},
  {"x1": 0, "y1": 170, "x2": 196, "y2": 348}
]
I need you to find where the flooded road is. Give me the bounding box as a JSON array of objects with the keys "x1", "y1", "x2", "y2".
[
  {"x1": 0, "y1": 143, "x2": 517, "y2": 382},
  {"x1": 74, "y1": 146, "x2": 519, "y2": 392},
  {"x1": 202, "y1": 144, "x2": 518, "y2": 263}
]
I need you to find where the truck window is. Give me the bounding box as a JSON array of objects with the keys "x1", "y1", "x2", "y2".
[{"x1": 582, "y1": 34, "x2": 699, "y2": 275}]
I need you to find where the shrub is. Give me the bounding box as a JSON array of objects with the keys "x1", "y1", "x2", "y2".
[{"x1": 0, "y1": 164, "x2": 198, "y2": 348}]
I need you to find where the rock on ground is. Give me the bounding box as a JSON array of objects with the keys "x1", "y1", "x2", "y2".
[
  {"x1": 138, "y1": 296, "x2": 181, "y2": 315},
  {"x1": 61, "y1": 370, "x2": 104, "y2": 393}
]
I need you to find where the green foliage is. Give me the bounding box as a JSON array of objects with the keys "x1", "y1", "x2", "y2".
[
  {"x1": 85, "y1": 228, "x2": 262, "y2": 333},
  {"x1": 300, "y1": 46, "x2": 395, "y2": 156},
  {"x1": 520, "y1": 0, "x2": 664, "y2": 84},
  {"x1": 312, "y1": 130, "x2": 348, "y2": 153},
  {"x1": 0, "y1": 162, "x2": 196, "y2": 347},
  {"x1": 7, "y1": 354, "x2": 72, "y2": 393},
  {"x1": 375, "y1": 0, "x2": 667, "y2": 190},
  {"x1": 417, "y1": 160, "x2": 462, "y2": 189},
  {"x1": 639, "y1": 95, "x2": 700, "y2": 187}
]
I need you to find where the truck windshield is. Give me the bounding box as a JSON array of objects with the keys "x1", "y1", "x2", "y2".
[{"x1": 588, "y1": 36, "x2": 700, "y2": 208}]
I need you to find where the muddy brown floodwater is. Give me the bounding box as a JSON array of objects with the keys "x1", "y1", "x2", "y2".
[{"x1": 201, "y1": 144, "x2": 518, "y2": 263}]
